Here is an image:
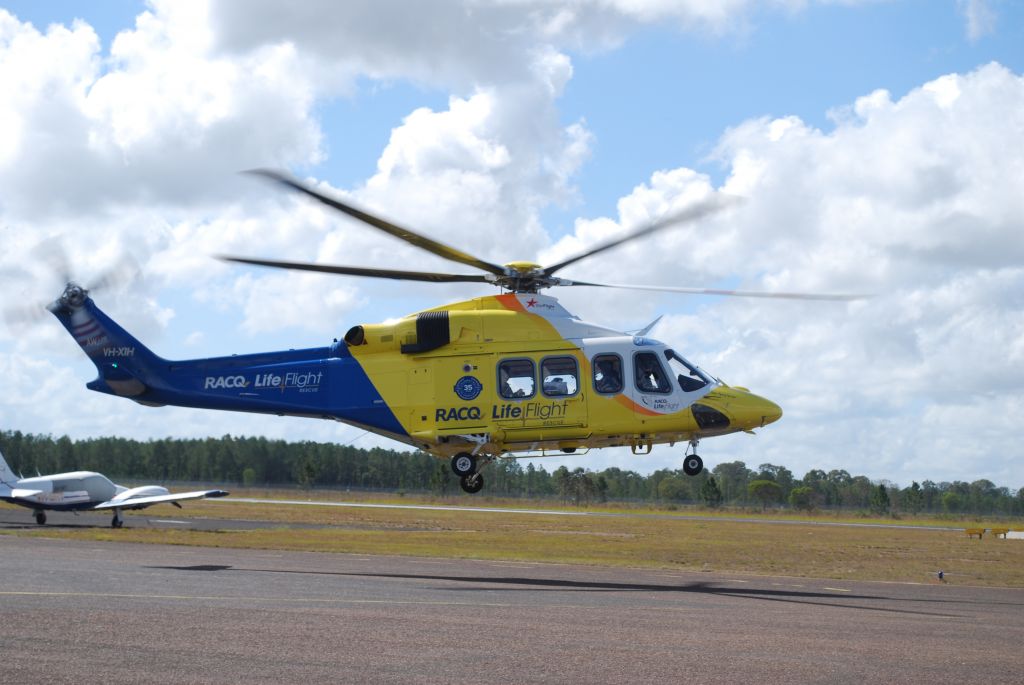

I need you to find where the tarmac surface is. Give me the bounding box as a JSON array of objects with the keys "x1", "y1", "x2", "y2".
[{"x1": 1, "y1": 534, "x2": 1022, "y2": 684}]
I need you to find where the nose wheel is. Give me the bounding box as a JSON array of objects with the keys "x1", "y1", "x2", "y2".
[
  {"x1": 34, "y1": 511, "x2": 46, "y2": 525},
  {"x1": 683, "y1": 440, "x2": 703, "y2": 476}
]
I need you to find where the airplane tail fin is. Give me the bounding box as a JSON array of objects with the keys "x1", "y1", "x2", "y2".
[
  {"x1": 48, "y1": 284, "x2": 165, "y2": 400},
  {"x1": 0, "y1": 447, "x2": 17, "y2": 486}
]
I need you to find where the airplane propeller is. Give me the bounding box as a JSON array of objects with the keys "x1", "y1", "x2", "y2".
[{"x1": 221, "y1": 169, "x2": 868, "y2": 301}]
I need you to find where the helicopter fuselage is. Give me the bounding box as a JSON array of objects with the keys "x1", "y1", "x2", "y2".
[{"x1": 50, "y1": 290, "x2": 781, "y2": 464}]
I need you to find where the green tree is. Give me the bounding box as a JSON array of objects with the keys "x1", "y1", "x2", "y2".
[
  {"x1": 869, "y1": 484, "x2": 890, "y2": 515},
  {"x1": 788, "y1": 486, "x2": 817, "y2": 511},
  {"x1": 748, "y1": 480, "x2": 782, "y2": 511},
  {"x1": 554, "y1": 466, "x2": 572, "y2": 503},
  {"x1": 296, "y1": 457, "x2": 318, "y2": 489},
  {"x1": 714, "y1": 461, "x2": 753, "y2": 504},
  {"x1": 658, "y1": 476, "x2": 689, "y2": 502},
  {"x1": 757, "y1": 463, "x2": 795, "y2": 499},
  {"x1": 429, "y1": 460, "x2": 451, "y2": 496},
  {"x1": 699, "y1": 475, "x2": 723, "y2": 508},
  {"x1": 901, "y1": 481, "x2": 923, "y2": 514}
]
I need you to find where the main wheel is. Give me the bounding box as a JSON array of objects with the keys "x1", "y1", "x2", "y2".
[
  {"x1": 451, "y1": 452, "x2": 477, "y2": 477},
  {"x1": 683, "y1": 454, "x2": 704, "y2": 476},
  {"x1": 34, "y1": 511, "x2": 46, "y2": 525},
  {"x1": 111, "y1": 515, "x2": 123, "y2": 529},
  {"x1": 460, "y1": 473, "x2": 484, "y2": 494}
]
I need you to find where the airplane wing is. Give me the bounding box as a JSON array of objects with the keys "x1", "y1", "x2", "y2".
[{"x1": 93, "y1": 489, "x2": 229, "y2": 510}]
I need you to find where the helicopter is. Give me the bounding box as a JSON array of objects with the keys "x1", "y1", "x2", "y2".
[{"x1": 47, "y1": 170, "x2": 862, "y2": 494}]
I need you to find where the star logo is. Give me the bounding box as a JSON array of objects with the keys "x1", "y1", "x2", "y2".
[{"x1": 526, "y1": 298, "x2": 537, "y2": 308}]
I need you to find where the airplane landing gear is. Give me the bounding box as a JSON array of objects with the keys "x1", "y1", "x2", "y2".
[
  {"x1": 450, "y1": 452, "x2": 476, "y2": 478},
  {"x1": 111, "y1": 510, "x2": 124, "y2": 528},
  {"x1": 34, "y1": 510, "x2": 46, "y2": 525},
  {"x1": 683, "y1": 440, "x2": 703, "y2": 476},
  {"x1": 460, "y1": 473, "x2": 484, "y2": 494}
]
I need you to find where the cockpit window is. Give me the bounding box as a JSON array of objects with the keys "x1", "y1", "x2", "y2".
[
  {"x1": 634, "y1": 352, "x2": 672, "y2": 394},
  {"x1": 592, "y1": 354, "x2": 623, "y2": 394},
  {"x1": 665, "y1": 349, "x2": 711, "y2": 393}
]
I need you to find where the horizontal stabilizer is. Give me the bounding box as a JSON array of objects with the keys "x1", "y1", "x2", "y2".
[
  {"x1": 93, "y1": 489, "x2": 229, "y2": 510},
  {"x1": 5, "y1": 487, "x2": 44, "y2": 499}
]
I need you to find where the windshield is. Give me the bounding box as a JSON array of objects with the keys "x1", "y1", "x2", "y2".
[{"x1": 664, "y1": 349, "x2": 712, "y2": 393}]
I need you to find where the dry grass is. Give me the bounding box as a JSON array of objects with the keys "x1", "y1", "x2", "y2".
[{"x1": 3, "y1": 493, "x2": 1023, "y2": 587}]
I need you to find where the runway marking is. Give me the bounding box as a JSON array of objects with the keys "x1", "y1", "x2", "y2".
[
  {"x1": 227, "y1": 498, "x2": 587, "y2": 517},
  {"x1": 151, "y1": 520, "x2": 188, "y2": 524},
  {"x1": 823, "y1": 587, "x2": 852, "y2": 593}
]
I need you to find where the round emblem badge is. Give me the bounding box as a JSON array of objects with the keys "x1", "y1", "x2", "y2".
[{"x1": 454, "y1": 376, "x2": 483, "y2": 401}]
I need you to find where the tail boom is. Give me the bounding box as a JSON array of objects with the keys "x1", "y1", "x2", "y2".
[{"x1": 51, "y1": 296, "x2": 407, "y2": 438}]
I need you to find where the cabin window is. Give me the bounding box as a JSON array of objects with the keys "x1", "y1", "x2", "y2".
[
  {"x1": 498, "y1": 358, "x2": 536, "y2": 399},
  {"x1": 592, "y1": 354, "x2": 623, "y2": 394},
  {"x1": 633, "y1": 351, "x2": 672, "y2": 394},
  {"x1": 664, "y1": 349, "x2": 711, "y2": 393},
  {"x1": 541, "y1": 356, "x2": 578, "y2": 397}
]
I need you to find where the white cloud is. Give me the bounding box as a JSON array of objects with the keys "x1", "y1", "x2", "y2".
[
  {"x1": 959, "y1": 0, "x2": 997, "y2": 41},
  {"x1": 0, "y1": 2, "x2": 323, "y2": 223},
  {"x1": 206, "y1": 0, "x2": 786, "y2": 91}
]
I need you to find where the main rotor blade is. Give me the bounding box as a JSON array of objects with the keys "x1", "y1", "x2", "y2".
[
  {"x1": 246, "y1": 169, "x2": 508, "y2": 278},
  {"x1": 559, "y1": 279, "x2": 870, "y2": 301},
  {"x1": 218, "y1": 255, "x2": 493, "y2": 284},
  {"x1": 542, "y1": 194, "x2": 742, "y2": 277}
]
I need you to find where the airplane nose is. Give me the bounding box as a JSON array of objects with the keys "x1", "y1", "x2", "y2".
[
  {"x1": 730, "y1": 393, "x2": 783, "y2": 429},
  {"x1": 761, "y1": 397, "x2": 783, "y2": 426}
]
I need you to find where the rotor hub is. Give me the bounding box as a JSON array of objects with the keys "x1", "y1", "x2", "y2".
[
  {"x1": 496, "y1": 262, "x2": 555, "y2": 293},
  {"x1": 59, "y1": 282, "x2": 88, "y2": 308}
]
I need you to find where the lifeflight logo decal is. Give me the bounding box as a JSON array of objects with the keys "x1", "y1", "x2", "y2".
[{"x1": 203, "y1": 371, "x2": 324, "y2": 392}]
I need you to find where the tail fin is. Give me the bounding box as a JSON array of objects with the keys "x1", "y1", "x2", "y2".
[
  {"x1": 0, "y1": 447, "x2": 17, "y2": 486},
  {"x1": 48, "y1": 284, "x2": 164, "y2": 399}
]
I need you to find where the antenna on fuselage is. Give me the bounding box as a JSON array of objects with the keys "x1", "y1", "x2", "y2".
[{"x1": 630, "y1": 315, "x2": 663, "y2": 337}]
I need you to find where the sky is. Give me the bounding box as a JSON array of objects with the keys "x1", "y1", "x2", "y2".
[{"x1": 0, "y1": 0, "x2": 1021, "y2": 488}]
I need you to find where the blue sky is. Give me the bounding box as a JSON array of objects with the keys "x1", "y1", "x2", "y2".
[{"x1": 1, "y1": 1, "x2": 1022, "y2": 486}]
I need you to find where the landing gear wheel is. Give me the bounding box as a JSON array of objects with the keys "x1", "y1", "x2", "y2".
[
  {"x1": 460, "y1": 473, "x2": 484, "y2": 494},
  {"x1": 111, "y1": 514, "x2": 123, "y2": 528},
  {"x1": 683, "y1": 454, "x2": 704, "y2": 476},
  {"x1": 451, "y1": 452, "x2": 477, "y2": 477},
  {"x1": 34, "y1": 511, "x2": 46, "y2": 525}
]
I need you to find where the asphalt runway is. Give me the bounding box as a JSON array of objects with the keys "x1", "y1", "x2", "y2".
[{"x1": 1, "y1": 536, "x2": 1022, "y2": 684}]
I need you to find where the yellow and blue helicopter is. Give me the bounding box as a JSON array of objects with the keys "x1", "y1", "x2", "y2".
[{"x1": 49, "y1": 171, "x2": 860, "y2": 493}]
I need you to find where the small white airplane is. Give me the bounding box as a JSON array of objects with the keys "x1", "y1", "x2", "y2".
[{"x1": 0, "y1": 448, "x2": 228, "y2": 528}]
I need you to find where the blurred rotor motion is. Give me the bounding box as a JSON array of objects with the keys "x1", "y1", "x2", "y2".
[
  {"x1": 3, "y1": 240, "x2": 141, "y2": 327},
  {"x1": 220, "y1": 169, "x2": 868, "y2": 301}
]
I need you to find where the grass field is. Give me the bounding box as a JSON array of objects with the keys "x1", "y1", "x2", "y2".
[{"x1": 3, "y1": 490, "x2": 1023, "y2": 587}]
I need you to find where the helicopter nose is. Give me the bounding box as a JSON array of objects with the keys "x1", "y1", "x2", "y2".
[{"x1": 731, "y1": 392, "x2": 783, "y2": 429}]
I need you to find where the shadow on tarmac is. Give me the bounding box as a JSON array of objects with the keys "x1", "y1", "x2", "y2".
[{"x1": 143, "y1": 563, "x2": 981, "y2": 617}]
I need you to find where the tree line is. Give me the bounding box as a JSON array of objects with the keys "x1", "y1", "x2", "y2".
[{"x1": 1, "y1": 430, "x2": 1021, "y2": 516}]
